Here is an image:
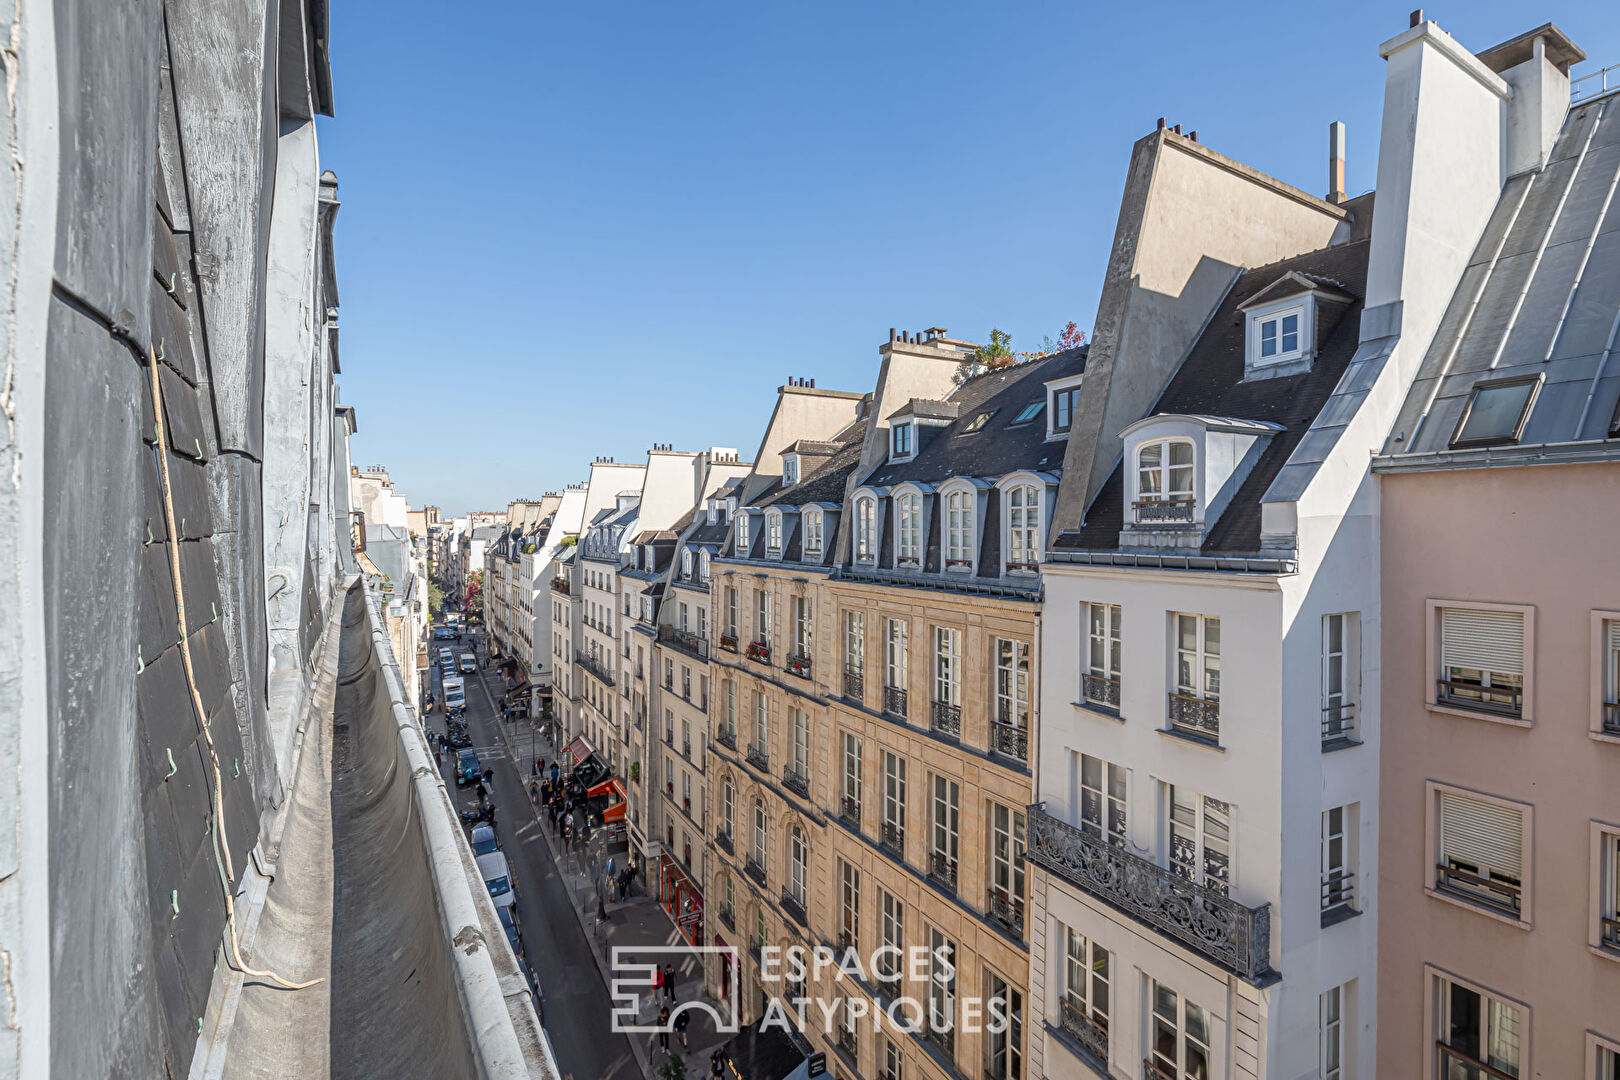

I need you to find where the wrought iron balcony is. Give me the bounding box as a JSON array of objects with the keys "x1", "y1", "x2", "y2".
[
  {"x1": 718, "y1": 905, "x2": 735, "y2": 932},
  {"x1": 744, "y1": 857, "x2": 767, "y2": 886},
  {"x1": 1082, "y1": 673, "x2": 1120, "y2": 711},
  {"x1": 715, "y1": 829, "x2": 733, "y2": 855},
  {"x1": 786, "y1": 651, "x2": 812, "y2": 679},
  {"x1": 883, "y1": 686, "x2": 908, "y2": 719},
  {"x1": 1132, "y1": 497, "x2": 1195, "y2": 524},
  {"x1": 835, "y1": 1027, "x2": 857, "y2": 1058},
  {"x1": 989, "y1": 720, "x2": 1028, "y2": 762},
  {"x1": 1166, "y1": 692, "x2": 1219, "y2": 742},
  {"x1": 716, "y1": 725, "x2": 736, "y2": 751},
  {"x1": 783, "y1": 766, "x2": 809, "y2": 797},
  {"x1": 1027, "y1": 804, "x2": 1273, "y2": 982},
  {"x1": 835, "y1": 795, "x2": 860, "y2": 830},
  {"x1": 1321, "y1": 702, "x2": 1356, "y2": 745},
  {"x1": 1436, "y1": 678, "x2": 1522, "y2": 718},
  {"x1": 986, "y1": 887, "x2": 1024, "y2": 936},
  {"x1": 1058, "y1": 999, "x2": 1109, "y2": 1075},
  {"x1": 837, "y1": 671, "x2": 863, "y2": 705},
  {"x1": 880, "y1": 821, "x2": 904, "y2": 858},
  {"x1": 928, "y1": 852, "x2": 957, "y2": 894},
  {"x1": 657, "y1": 624, "x2": 709, "y2": 661},
  {"x1": 576, "y1": 650, "x2": 616, "y2": 687},
  {"x1": 747, "y1": 743, "x2": 770, "y2": 772},
  {"x1": 930, "y1": 700, "x2": 961, "y2": 738},
  {"x1": 746, "y1": 639, "x2": 771, "y2": 664},
  {"x1": 780, "y1": 891, "x2": 808, "y2": 927}
]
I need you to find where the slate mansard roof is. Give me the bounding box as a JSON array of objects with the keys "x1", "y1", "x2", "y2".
[
  {"x1": 1385, "y1": 97, "x2": 1620, "y2": 459},
  {"x1": 1064, "y1": 239, "x2": 1370, "y2": 554}
]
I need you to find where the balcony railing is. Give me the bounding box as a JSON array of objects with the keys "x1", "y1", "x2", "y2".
[
  {"x1": 719, "y1": 633, "x2": 738, "y2": 653},
  {"x1": 1321, "y1": 870, "x2": 1356, "y2": 924},
  {"x1": 780, "y1": 891, "x2": 808, "y2": 927},
  {"x1": 1436, "y1": 863, "x2": 1521, "y2": 916},
  {"x1": 883, "y1": 686, "x2": 908, "y2": 719},
  {"x1": 928, "y1": 852, "x2": 957, "y2": 893},
  {"x1": 786, "y1": 651, "x2": 812, "y2": 679},
  {"x1": 1436, "y1": 1043, "x2": 1518, "y2": 1080},
  {"x1": 989, "y1": 720, "x2": 1028, "y2": 762},
  {"x1": 658, "y1": 624, "x2": 709, "y2": 661},
  {"x1": 744, "y1": 858, "x2": 767, "y2": 886},
  {"x1": 930, "y1": 700, "x2": 961, "y2": 738},
  {"x1": 1058, "y1": 999, "x2": 1109, "y2": 1075},
  {"x1": 840, "y1": 796, "x2": 861, "y2": 829},
  {"x1": 1436, "y1": 678, "x2": 1522, "y2": 718},
  {"x1": 576, "y1": 650, "x2": 616, "y2": 687},
  {"x1": 1082, "y1": 673, "x2": 1120, "y2": 711},
  {"x1": 783, "y1": 766, "x2": 809, "y2": 797},
  {"x1": 1028, "y1": 803, "x2": 1273, "y2": 982},
  {"x1": 715, "y1": 829, "x2": 733, "y2": 855},
  {"x1": 1132, "y1": 497, "x2": 1195, "y2": 524},
  {"x1": 746, "y1": 743, "x2": 770, "y2": 772},
  {"x1": 1601, "y1": 915, "x2": 1620, "y2": 951},
  {"x1": 1166, "y1": 692, "x2": 1219, "y2": 742},
  {"x1": 843, "y1": 670, "x2": 864, "y2": 701},
  {"x1": 716, "y1": 726, "x2": 737, "y2": 751},
  {"x1": 718, "y1": 905, "x2": 735, "y2": 932},
  {"x1": 746, "y1": 639, "x2": 771, "y2": 664},
  {"x1": 986, "y1": 887, "x2": 1024, "y2": 936},
  {"x1": 880, "y1": 821, "x2": 904, "y2": 857},
  {"x1": 1321, "y1": 702, "x2": 1356, "y2": 745},
  {"x1": 1602, "y1": 700, "x2": 1620, "y2": 736},
  {"x1": 549, "y1": 578, "x2": 570, "y2": 595},
  {"x1": 835, "y1": 1027, "x2": 857, "y2": 1058}
]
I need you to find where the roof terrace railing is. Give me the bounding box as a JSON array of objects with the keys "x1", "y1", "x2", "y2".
[{"x1": 1573, "y1": 63, "x2": 1620, "y2": 105}]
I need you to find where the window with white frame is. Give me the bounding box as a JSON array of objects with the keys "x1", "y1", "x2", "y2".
[
  {"x1": 698, "y1": 607, "x2": 708, "y2": 639},
  {"x1": 845, "y1": 611, "x2": 865, "y2": 677},
  {"x1": 766, "y1": 513, "x2": 782, "y2": 554},
  {"x1": 879, "y1": 892, "x2": 903, "y2": 981},
  {"x1": 790, "y1": 709, "x2": 809, "y2": 781},
  {"x1": 1135, "y1": 439, "x2": 1195, "y2": 521},
  {"x1": 722, "y1": 777, "x2": 735, "y2": 838},
  {"x1": 682, "y1": 550, "x2": 692, "y2": 578},
  {"x1": 1434, "y1": 785, "x2": 1525, "y2": 917},
  {"x1": 882, "y1": 752, "x2": 906, "y2": 847},
  {"x1": 1253, "y1": 306, "x2": 1303, "y2": 365},
  {"x1": 1320, "y1": 984, "x2": 1346, "y2": 1080},
  {"x1": 679, "y1": 602, "x2": 689, "y2": 632},
  {"x1": 699, "y1": 550, "x2": 710, "y2": 582},
  {"x1": 1172, "y1": 614, "x2": 1221, "y2": 738},
  {"x1": 987, "y1": 803, "x2": 1026, "y2": 923},
  {"x1": 892, "y1": 422, "x2": 913, "y2": 459},
  {"x1": 753, "y1": 691, "x2": 768, "y2": 755},
  {"x1": 855, "y1": 497, "x2": 876, "y2": 561},
  {"x1": 992, "y1": 638, "x2": 1030, "y2": 760},
  {"x1": 1602, "y1": 617, "x2": 1620, "y2": 735},
  {"x1": 984, "y1": 970, "x2": 1022, "y2": 1080},
  {"x1": 1149, "y1": 980, "x2": 1212, "y2": 1080},
  {"x1": 752, "y1": 799, "x2": 767, "y2": 869},
  {"x1": 736, "y1": 514, "x2": 751, "y2": 553},
  {"x1": 724, "y1": 586, "x2": 737, "y2": 639},
  {"x1": 1594, "y1": 1036, "x2": 1620, "y2": 1080},
  {"x1": 1436, "y1": 606, "x2": 1525, "y2": 717},
  {"x1": 1323, "y1": 612, "x2": 1359, "y2": 743},
  {"x1": 803, "y1": 510, "x2": 823, "y2": 559},
  {"x1": 787, "y1": 826, "x2": 806, "y2": 907},
  {"x1": 927, "y1": 929, "x2": 956, "y2": 1039},
  {"x1": 886, "y1": 619, "x2": 909, "y2": 691},
  {"x1": 724, "y1": 680, "x2": 736, "y2": 736},
  {"x1": 1599, "y1": 826, "x2": 1620, "y2": 953},
  {"x1": 1048, "y1": 379, "x2": 1082, "y2": 436},
  {"x1": 1006, "y1": 484, "x2": 1040, "y2": 569},
  {"x1": 896, "y1": 493, "x2": 922, "y2": 565},
  {"x1": 782, "y1": 456, "x2": 799, "y2": 487},
  {"x1": 1321, "y1": 805, "x2": 1357, "y2": 921},
  {"x1": 1084, "y1": 602, "x2": 1122, "y2": 708},
  {"x1": 944, "y1": 490, "x2": 973, "y2": 567},
  {"x1": 1063, "y1": 928, "x2": 1110, "y2": 1051},
  {"x1": 933, "y1": 626, "x2": 961, "y2": 707},
  {"x1": 1078, "y1": 753, "x2": 1127, "y2": 847},
  {"x1": 931, "y1": 775, "x2": 960, "y2": 882},
  {"x1": 792, "y1": 595, "x2": 811, "y2": 659},
  {"x1": 1168, "y1": 786, "x2": 1231, "y2": 895},
  {"x1": 839, "y1": 860, "x2": 860, "y2": 948},
  {"x1": 842, "y1": 732, "x2": 862, "y2": 817},
  {"x1": 1433, "y1": 973, "x2": 1523, "y2": 1079},
  {"x1": 755, "y1": 589, "x2": 770, "y2": 646}
]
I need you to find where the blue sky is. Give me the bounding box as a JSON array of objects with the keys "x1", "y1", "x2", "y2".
[{"x1": 321, "y1": 1, "x2": 1620, "y2": 516}]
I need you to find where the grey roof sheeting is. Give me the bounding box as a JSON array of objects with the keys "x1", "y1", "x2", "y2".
[
  {"x1": 1388, "y1": 95, "x2": 1620, "y2": 456},
  {"x1": 864, "y1": 346, "x2": 1088, "y2": 489},
  {"x1": 1064, "y1": 240, "x2": 1369, "y2": 553}
]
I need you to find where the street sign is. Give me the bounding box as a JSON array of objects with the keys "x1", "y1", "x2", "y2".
[
  {"x1": 678, "y1": 909, "x2": 702, "y2": 926},
  {"x1": 806, "y1": 1052, "x2": 826, "y2": 1077}
]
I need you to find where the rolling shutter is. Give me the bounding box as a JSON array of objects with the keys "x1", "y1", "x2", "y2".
[
  {"x1": 1439, "y1": 791, "x2": 1522, "y2": 878},
  {"x1": 1441, "y1": 609, "x2": 1524, "y2": 676},
  {"x1": 1608, "y1": 619, "x2": 1620, "y2": 654}
]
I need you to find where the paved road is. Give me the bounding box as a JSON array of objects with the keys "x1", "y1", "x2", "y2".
[{"x1": 429, "y1": 629, "x2": 640, "y2": 1080}]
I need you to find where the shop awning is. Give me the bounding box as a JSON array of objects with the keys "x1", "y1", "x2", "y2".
[
  {"x1": 587, "y1": 777, "x2": 626, "y2": 822},
  {"x1": 561, "y1": 735, "x2": 592, "y2": 765}
]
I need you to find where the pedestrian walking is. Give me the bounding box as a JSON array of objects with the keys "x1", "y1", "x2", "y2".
[
  {"x1": 674, "y1": 1008, "x2": 690, "y2": 1048},
  {"x1": 528, "y1": 780, "x2": 539, "y2": 803},
  {"x1": 656, "y1": 1006, "x2": 670, "y2": 1053},
  {"x1": 550, "y1": 763, "x2": 559, "y2": 784},
  {"x1": 663, "y1": 963, "x2": 677, "y2": 1002},
  {"x1": 653, "y1": 966, "x2": 665, "y2": 998},
  {"x1": 710, "y1": 1049, "x2": 726, "y2": 1079}
]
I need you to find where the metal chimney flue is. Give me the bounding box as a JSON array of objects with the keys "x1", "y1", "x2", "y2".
[{"x1": 1328, "y1": 121, "x2": 1347, "y2": 204}]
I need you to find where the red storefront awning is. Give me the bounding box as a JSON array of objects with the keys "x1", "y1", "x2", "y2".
[
  {"x1": 588, "y1": 777, "x2": 627, "y2": 822},
  {"x1": 561, "y1": 735, "x2": 592, "y2": 765}
]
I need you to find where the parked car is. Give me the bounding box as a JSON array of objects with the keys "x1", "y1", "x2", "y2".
[
  {"x1": 476, "y1": 851, "x2": 515, "y2": 909},
  {"x1": 434, "y1": 626, "x2": 455, "y2": 640},
  {"x1": 469, "y1": 823, "x2": 498, "y2": 856},
  {"x1": 442, "y1": 676, "x2": 466, "y2": 713},
  {"x1": 455, "y1": 748, "x2": 481, "y2": 787},
  {"x1": 497, "y1": 904, "x2": 523, "y2": 957},
  {"x1": 459, "y1": 652, "x2": 476, "y2": 674}
]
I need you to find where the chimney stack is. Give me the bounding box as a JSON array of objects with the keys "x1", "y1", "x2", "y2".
[
  {"x1": 1328, "y1": 121, "x2": 1347, "y2": 204},
  {"x1": 1409, "y1": 9, "x2": 1423, "y2": 28}
]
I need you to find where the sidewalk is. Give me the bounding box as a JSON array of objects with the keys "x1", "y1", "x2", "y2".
[{"x1": 473, "y1": 669, "x2": 732, "y2": 1080}]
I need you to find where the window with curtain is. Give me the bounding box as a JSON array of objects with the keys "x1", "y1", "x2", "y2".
[
  {"x1": 1006, "y1": 484, "x2": 1040, "y2": 568},
  {"x1": 896, "y1": 493, "x2": 922, "y2": 564}
]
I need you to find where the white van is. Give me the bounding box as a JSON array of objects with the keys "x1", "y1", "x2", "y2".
[
  {"x1": 459, "y1": 652, "x2": 476, "y2": 674},
  {"x1": 442, "y1": 676, "x2": 466, "y2": 712},
  {"x1": 476, "y1": 851, "x2": 515, "y2": 909}
]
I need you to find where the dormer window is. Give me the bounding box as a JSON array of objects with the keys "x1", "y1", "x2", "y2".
[
  {"x1": 682, "y1": 550, "x2": 693, "y2": 577},
  {"x1": 891, "y1": 423, "x2": 914, "y2": 460},
  {"x1": 1010, "y1": 401, "x2": 1044, "y2": 426},
  {"x1": 1006, "y1": 484, "x2": 1041, "y2": 571},
  {"x1": 1256, "y1": 308, "x2": 1302, "y2": 363},
  {"x1": 855, "y1": 497, "x2": 876, "y2": 562},
  {"x1": 707, "y1": 503, "x2": 717, "y2": 525},
  {"x1": 1135, "y1": 439, "x2": 1195, "y2": 522},
  {"x1": 1451, "y1": 374, "x2": 1542, "y2": 449},
  {"x1": 736, "y1": 514, "x2": 751, "y2": 553},
  {"x1": 699, "y1": 551, "x2": 711, "y2": 582},
  {"x1": 803, "y1": 510, "x2": 823, "y2": 560},
  {"x1": 783, "y1": 456, "x2": 800, "y2": 487},
  {"x1": 766, "y1": 513, "x2": 782, "y2": 555},
  {"x1": 944, "y1": 490, "x2": 973, "y2": 569},
  {"x1": 1238, "y1": 273, "x2": 1347, "y2": 380},
  {"x1": 896, "y1": 493, "x2": 922, "y2": 566},
  {"x1": 1045, "y1": 375, "x2": 1084, "y2": 439}
]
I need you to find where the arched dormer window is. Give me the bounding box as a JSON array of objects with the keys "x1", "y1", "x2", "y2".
[
  {"x1": 896, "y1": 493, "x2": 922, "y2": 566},
  {"x1": 682, "y1": 549, "x2": 693, "y2": 577},
  {"x1": 1135, "y1": 438, "x2": 1195, "y2": 523},
  {"x1": 803, "y1": 509, "x2": 824, "y2": 560},
  {"x1": 1006, "y1": 484, "x2": 1041, "y2": 571},
  {"x1": 766, "y1": 511, "x2": 783, "y2": 555},
  {"x1": 855, "y1": 497, "x2": 876, "y2": 562},
  {"x1": 945, "y1": 489, "x2": 973, "y2": 568},
  {"x1": 699, "y1": 550, "x2": 711, "y2": 582}
]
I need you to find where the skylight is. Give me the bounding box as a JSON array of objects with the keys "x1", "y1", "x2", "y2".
[
  {"x1": 1451, "y1": 375, "x2": 1541, "y2": 449},
  {"x1": 961, "y1": 410, "x2": 995, "y2": 433},
  {"x1": 1010, "y1": 401, "x2": 1044, "y2": 425}
]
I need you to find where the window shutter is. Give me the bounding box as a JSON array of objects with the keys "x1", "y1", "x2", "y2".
[
  {"x1": 1438, "y1": 791, "x2": 1522, "y2": 878},
  {"x1": 1608, "y1": 619, "x2": 1620, "y2": 654},
  {"x1": 1441, "y1": 609, "x2": 1524, "y2": 676}
]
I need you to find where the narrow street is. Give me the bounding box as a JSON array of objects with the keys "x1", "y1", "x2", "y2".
[{"x1": 427, "y1": 630, "x2": 640, "y2": 1080}]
